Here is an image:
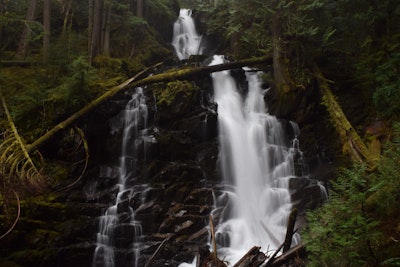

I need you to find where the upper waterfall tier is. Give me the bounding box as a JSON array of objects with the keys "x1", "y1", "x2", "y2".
[{"x1": 172, "y1": 9, "x2": 204, "y2": 60}]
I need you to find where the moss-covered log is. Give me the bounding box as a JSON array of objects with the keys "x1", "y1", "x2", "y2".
[
  {"x1": 27, "y1": 55, "x2": 272, "y2": 153},
  {"x1": 313, "y1": 65, "x2": 377, "y2": 169},
  {"x1": 26, "y1": 62, "x2": 163, "y2": 153}
]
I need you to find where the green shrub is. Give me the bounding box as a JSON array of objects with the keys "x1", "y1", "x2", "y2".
[
  {"x1": 303, "y1": 164, "x2": 382, "y2": 267},
  {"x1": 303, "y1": 123, "x2": 400, "y2": 266},
  {"x1": 373, "y1": 52, "x2": 400, "y2": 118}
]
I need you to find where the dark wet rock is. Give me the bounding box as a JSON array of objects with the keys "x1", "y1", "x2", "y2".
[
  {"x1": 152, "y1": 161, "x2": 206, "y2": 184},
  {"x1": 184, "y1": 188, "x2": 215, "y2": 206},
  {"x1": 173, "y1": 107, "x2": 218, "y2": 141},
  {"x1": 113, "y1": 223, "x2": 143, "y2": 247},
  {"x1": 56, "y1": 242, "x2": 95, "y2": 267},
  {"x1": 290, "y1": 177, "x2": 328, "y2": 213}
]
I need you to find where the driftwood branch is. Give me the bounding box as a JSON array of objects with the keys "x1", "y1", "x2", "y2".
[
  {"x1": 144, "y1": 237, "x2": 170, "y2": 267},
  {"x1": 209, "y1": 215, "x2": 218, "y2": 260},
  {"x1": 233, "y1": 246, "x2": 267, "y2": 267},
  {"x1": 283, "y1": 208, "x2": 297, "y2": 253},
  {"x1": 264, "y1": 243, "x2": 284, "y2": 267},
  {"x1": 268, "y1": 244, "x2": 305, "y2": 267}
]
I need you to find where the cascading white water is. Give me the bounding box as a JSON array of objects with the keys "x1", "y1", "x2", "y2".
[
  {"x1": 93, "y1": 88, "x2": 148, "y2": 267},
  {"x1": 172, "y1": 9, "x2": 203, "y2": 60},
  {"x1": 210, "y1": 55, "x2": 300, "y2": 265}
]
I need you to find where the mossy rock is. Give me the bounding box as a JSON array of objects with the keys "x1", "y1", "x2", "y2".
[
  {"x1": 7, "y1": 249, "x2": 57, "y2": 267},
  {"x1": 0, "y1": 259, "x2": 21, "y2": 267},
  {"x1": 25, "y1": 229, "x2": 60, "y2": 247},
  {"x1": 153, "y1": 80, "x2": 198, "y2": 123}
]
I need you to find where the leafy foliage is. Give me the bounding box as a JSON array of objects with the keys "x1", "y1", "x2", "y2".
[
  {"x1": 51, "y1": 56, "x2": 97, "y2": 113},
  {"x1": 303, "y1": 165, "x2": 381, "y2": 266},
  {"x1": 303, "y1": 123, "x2": 400, "y2": 266},
  {"x1": 372, "y1": 52, "x2": 400, "y2": 118}
]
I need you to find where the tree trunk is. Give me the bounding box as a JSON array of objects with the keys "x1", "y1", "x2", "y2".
[
  {"x1": 102, "y1": 1, "x2": 111, "y2": 56},
  {"x1": 313, "y1": 65, "x2": 377, "y2": 169},
  {"x1": 17, "y1": 0, "x2": 38, "y2": 59},
  {"x1": 136, "y1": 0, "x2": 143, "y2": 18},
  {"x1": 90, "y1": 0, "x2": 103, "y2": 63},
  {"x1": 0, "y1": 0, "x2": 5, "y2": 44},
  {"x1": 283, "y1": 208, "x2": 297, "y2": 253},
  {"x1": 26, "y1": 55, "x2": 272, "y2": 153},
  {"x1": 43, "y1": 0, "x2": 50, "y2": 63},
  {"x1": 61, "y1": 0, "x2": 72, "y2": 37},
  {"x1": 230, "y1": 32, "x2": 241, "y2": 58},
  {"x1": 0, "y1": 0, "x2": 5, "y2": 14},
  {"x1": 270, "y1": 16, "x2": 290, "y2": 93},
  {"x1": 88, "y1": 0, "x2": 94, "y2": 63}
]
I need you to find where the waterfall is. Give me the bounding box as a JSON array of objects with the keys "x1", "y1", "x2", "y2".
[
  {"x1": 93, "y1": 88, "x2": 149, "y2": 267},
  {"x1": 172, "y1": 9, "x2": 203, "y2": 60},
  {"x1": 210, "y1": 55, "x2": 300, "y2": 264}
]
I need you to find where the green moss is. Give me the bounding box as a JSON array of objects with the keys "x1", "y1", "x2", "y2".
[
  {"x1": 44, "y1": 162, "x2": 69, "y2": 185},
  {"x1": 25, "y1": 229, "x2": 60, "y2": 247},
  {"x1": 153, "y1": 80, "x2": 197, "y2": 107},
  {"x1": 0, "y1": 259, "x2": 21, "y2": 267},
  {"x1": 19, "y1": 195, "x2": 68, "y2": 223},
  {"x1": 93, "y1": 55, "x2": 125, "y2": 80},
  {"x1": 8, "y1": 249, "x2": 57, "y2": 266}
]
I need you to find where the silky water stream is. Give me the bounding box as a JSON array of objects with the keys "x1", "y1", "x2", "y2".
[
  {"x1": 208, "y1": 56, "x2": 301, "y2": 264},
  {"x1": 172, "y1": 8, "x2": 203, "y2": 60},
  {"x1": 171, "y1": 8, "x2": 305, "y2": 266},
  {"x1": 93, "y1": 88, "x2": 151, "y2": 267},
  {"x1": 92, "y1": 8, "x2": 315, "y2": 266}
]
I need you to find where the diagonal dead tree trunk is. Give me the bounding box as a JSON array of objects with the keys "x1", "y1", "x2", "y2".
[
  {"x1": 313, "y1": 65, "x2": 377, "y2": 169},
  {"x1": 26, "y1": 55, "x2": 272, "y2": 153}
]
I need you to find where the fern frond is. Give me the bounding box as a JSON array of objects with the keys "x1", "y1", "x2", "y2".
[
  {"x1": 0, "y1": 190, "x2": 20, "y2": 240},
  {"x1": 56, "y1": 126, "x2": 89, "y2": 191},
  {"x1": 0, "y1": 91, "x2": 45, "y2": 193}
]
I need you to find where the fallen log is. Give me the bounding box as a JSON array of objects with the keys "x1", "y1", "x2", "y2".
[
  {"x1": 210, "y1": 215, "x2": 218, "y2": 260},
  {"x1": 26, "y1": 62, "x2": 163, "y2": 153},
  {"x1": 313, "y1": 65, "x2": 377, "y2": 169},
  {"x1": 268, "y1": 244, "x2": 305, "y2": 267},
  {"x1": 233, "y1": 246, "x2": 267, "y2": 267},
  {"x1": 283, "y1": 208, "x2": 297, "y2": 253},
  {"x1": 144, "y1": 237, "x2": 170, "y2": 267},
  {"x1": 264, "y1": 243, "x2": 284, "y2": 267},
  {"x1": 25, "y1": 54, "x2": 272, "y2": 154}
]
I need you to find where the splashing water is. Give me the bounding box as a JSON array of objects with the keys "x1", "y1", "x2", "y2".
[
  {"x1": 93, "y1": 88, "x2": 149, "y2": 267},
  {"x1": 172, "y1": 9, "x2": 203, "y2": 60},
  {"x1": 210, "y1": 55, "x2": 300, "y2": 265}
]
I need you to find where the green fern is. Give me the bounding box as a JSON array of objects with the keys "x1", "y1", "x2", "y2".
[
  {"x1": 0, "y1": 90, "x2": 45, "y2": 193},
  {"x1": 303, "y1": 123, "x2": 400, "y2": 266},
  {"x1": 303, "y1": 164, "x2": 382, "y2": 266}
]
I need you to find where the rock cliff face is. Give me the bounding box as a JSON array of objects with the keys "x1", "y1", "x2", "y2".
[{"x1": 0, "y1": 59, "x2": 328, "y2": 266}]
